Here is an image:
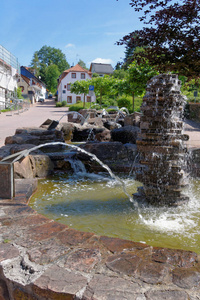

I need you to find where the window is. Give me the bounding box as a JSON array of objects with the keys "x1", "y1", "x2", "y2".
[
  {"x1": 87, "y1": 96, "x2": 91, "y2": 102},
  {"x1": 63, "y1": 90, "x2": 66, "y2": 94},
  {"x1": 67, "y1": 96, "x2": 72, "y2": 103},
  {"x1": 20, "y1": 86, "x2": 24, "y2": 92},
  {"x1": 76, "y1": 96, "x2": 81, "y2": 103},
  {"x1": 67, "y1": 84, "x2": 71, "y2": 91},
  {"x1": 64, "y1": 85, "x2": 67, "y2": 88},
  {"x1": 71, "y1": 73, "x2": 76, "y2": 78},
  {"x1": 81, "y1": 73, "x2": 85, "y2": 79}
]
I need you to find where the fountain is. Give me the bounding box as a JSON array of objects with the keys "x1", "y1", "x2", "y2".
[{"x1": 135, "y1": 74, "x2": 189, "y2": 206}]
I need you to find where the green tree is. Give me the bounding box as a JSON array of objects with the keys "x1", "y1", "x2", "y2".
[
  {"x1": 45, "y1": 64, "x2": 60, "y2": 94},
  {"x1": 90, "y1": 76, "x2": 114, "y2": 107},
  {"x1": 70, "y1": 80, "x2": 90, "y2": 108},
  {"x1": 78, "y1": 59, "x2": 87, "y2": 69},
  {"x1": 17, "y1": 87, "x2": 23, "y2": 99},
  {"x1": 120, "y1": 60, "x2": 158, "y2": 111},
  {"x1": 30, "y1": 45, "x2": 70, "y2": 84},
  {"x1": 29, "y1": 52, "x2": 40, "y2": 77}
]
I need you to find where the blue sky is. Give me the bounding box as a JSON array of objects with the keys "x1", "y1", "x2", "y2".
[{"x1": 1, "y1": 0, "x2": 143, "y2": 69}]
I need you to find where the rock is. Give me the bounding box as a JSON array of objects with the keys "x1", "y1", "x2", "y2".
[
  {"x1": 172, "y1": 266, "x2": 200, "y2": 289},
  {"x1": 60, "y1": 122, "x2": 74, "y2": 141},
  {"x1": 14, "y1": 155, "x2": 54, "y2": 179},
  {"x1": 145, "y1": 290, "x2": 189, "y2": 300},
  {"x1": 111, "y1": 125, "x2": 140, "y2": 144},
  {"x1": 124, "y1": 112, "x2": 141, "y2": 127},
  {"x1": 5, "y1": 127, "x2": 64, "y2": 146},
  {"x1": 79, "y1": 108, "x2": 97, "y2": 119},
  {"x1": 0, "y1": 145, "x2": 13, "y2": 160},
  {"x1": 14, "y1": 156, "x2": 35, "y2": 179},
  {"x1": 95, "y1": 128, "x2": 111, "y2": 142},
  {"x1": 72, "y1": 124, "x2": 111, "y2": 142},
  {"x1": 79, "y1": 142, "x2": 128, "y2": 162},
  {"x1": 31, "y1": 155, "x2": 54, "y2": 178},
  {"x1": 102, "y1": 120, "x2": 120, "y2": 130}
]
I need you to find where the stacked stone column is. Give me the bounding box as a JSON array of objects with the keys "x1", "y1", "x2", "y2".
[{"x1": 135, "y1": 74, "x2": 189, "y2": 205}]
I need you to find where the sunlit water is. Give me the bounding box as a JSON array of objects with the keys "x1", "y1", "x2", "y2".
[{"x1": 29, "y1": 173, "x2": 200, "y2": 254}]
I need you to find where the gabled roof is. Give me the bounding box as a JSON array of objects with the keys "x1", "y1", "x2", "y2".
[
  {"x1": 21, "y1": 66, "x2": 46, "y2": 87},
  {"x1": 58, "y1": 64, "x2": 92, "y2": 85},
  {"x1": 89, "y1": 63, "x2": 114, "y2": 74},
  {"x1": 21, "y1": 75, "x2": 30, "y2": 85}
]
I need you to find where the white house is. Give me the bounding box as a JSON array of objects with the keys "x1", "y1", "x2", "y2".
[
  {"x1": 57, "y1": 64, "x2": 95, "y2": 104},
  {"x1": 0, "y1": 45, "x2": 20, "y2": 109}
]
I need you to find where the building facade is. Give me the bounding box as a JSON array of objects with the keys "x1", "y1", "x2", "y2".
[
  {"x1": 0, "y1": 45, "x2": 20, "y2": 109},
  {"x1": 19, "y1": 66, "x2": 47, "y2": 103},
  {"x1": 57, "y1": 64, "x2": 95, "y2": 104}
]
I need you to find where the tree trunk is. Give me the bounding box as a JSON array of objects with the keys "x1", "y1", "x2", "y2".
[
  {"x1": 100, "y1": 88, "x2": 102, "y2": 108},
  {"x1": 132, "y1": 91, "x2": 135, "y2": 112},
  {"x1": 83, "y1": 94, "x2": 86, "y2": 108}
]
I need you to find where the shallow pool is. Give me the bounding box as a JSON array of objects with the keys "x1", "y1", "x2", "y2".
[{"x1": 29, "y1": 173, "x2": 200, "y2": 254}]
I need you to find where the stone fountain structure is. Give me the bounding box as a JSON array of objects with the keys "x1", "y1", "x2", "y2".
[{"x1": 135, "y1": 74, "x2": 189, "y2": 205}]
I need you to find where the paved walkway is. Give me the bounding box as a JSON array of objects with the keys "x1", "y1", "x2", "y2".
[
  {"x1": 0, "y1": 99, "x2": 68, "y2": 147},
  {"x1": 0, "y1": 100, "x2": 200, "y2": 149}
]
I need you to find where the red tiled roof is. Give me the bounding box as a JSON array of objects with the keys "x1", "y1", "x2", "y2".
[{"x1": 59, "y1": 64, "x2": 92, "y2": 84}]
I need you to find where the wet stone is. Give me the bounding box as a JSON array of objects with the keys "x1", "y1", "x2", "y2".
[
  {"x1": 33, "y1": 265, "x2": 88, "y2": 297},
  {"x1": 63, "y1": 248, "x2": 101, "y2": 272},
  {"x1": 135, "y1": 74, "x2": 189, "y2": 205},
  {"x1": 99, "y1": 236, "x2": 149, "y2": 253},
  {"x1": 83, "y1": 274, "x2": 142, "y2": 300},
  {"x1": 106, "y1": 252, "x2": 142, "y2": 276},
  {"x1": 145, "y1": 289, "x2": 189, "y2": 300},
  {"x1": 172, "y1": 267, "x2": 200, "y2": 289},
  {"x1": 136, "y1": 260, "x2": 169, "y2": 284}
]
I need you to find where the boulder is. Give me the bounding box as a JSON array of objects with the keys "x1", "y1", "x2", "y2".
[
  {"x1": 95, "y1": 128, "x2": 111, "y2": 142},
  {"x1": 72, "y1": 124, "x2": 111, "y2": 142},
  {"x1": 31, "y1": 155, "x2": 54, "y2": 178},
  {"x1": 79, "y1": 109, "x2": 97, "y2": 119},
  {"x1": 124, "y1": 112, "x2": 141, "y2": 127},
  {"x1": 79, "y1": 142, "x2": 128, "y2": 162},
  {"x1": 14, "y1": 156, "x2": 35, "y2": 179},
  {"x1": 111, "y1": 125, "x2": 140, "y2": 144},
  {"x1": 5, "y1": 127, "x2": 64, "y2": 146},
  {"x1": 14, "y1": 154, "x2": 54, "y2": 179},
  {"x1": 102, "y1": 120, "x2": 121, "y2": 130},
  {"x1": 60, "y1": 122, "x2": 74, "y2": 141}
]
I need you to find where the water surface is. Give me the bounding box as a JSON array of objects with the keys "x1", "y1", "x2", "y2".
[{"x1": 29, "y1": 173, "x2": 200, "y2": 254}]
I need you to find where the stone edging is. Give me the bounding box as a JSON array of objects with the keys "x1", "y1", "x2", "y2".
[{"x1": 0, "y1": 179, "x2": 199, "y2": 299}]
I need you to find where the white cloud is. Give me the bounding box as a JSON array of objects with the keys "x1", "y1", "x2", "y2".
[
  {"x1": 91, "y1": 58, "x2": 114, "y2": 65},
  {"x1": 65, "y1": 43, "x2": 75, "y2": 48}
]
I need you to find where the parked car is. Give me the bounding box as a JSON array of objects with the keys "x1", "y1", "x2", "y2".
[{"x1": 38, "y1": 98, "x2": 44, "y2": 103}]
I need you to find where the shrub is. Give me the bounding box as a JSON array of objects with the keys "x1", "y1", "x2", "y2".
[
  {"x1": 117, "y1": 97, "x2": 131, "y2": 109},
  {"x1": 61, "y1": 101, "x2": 67, "y2": 107},
  {"x1": 56, "y1": 102, "x2": 62, "y2": 107}
]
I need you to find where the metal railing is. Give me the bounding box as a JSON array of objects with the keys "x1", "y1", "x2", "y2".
[{"x1": 0, "y1": 99, "x2": 30, "y2": 115}]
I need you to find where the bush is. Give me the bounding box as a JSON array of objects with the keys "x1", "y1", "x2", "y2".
[
  {"x1": 62, "y1": 101, "x2": 67, "y2": 107},
  {"x1": 117, "y1": 97, "x2": 131, "y2": 109},
  {"x1": 56, "y1": 102, "x2": 62, "y2": 107}
]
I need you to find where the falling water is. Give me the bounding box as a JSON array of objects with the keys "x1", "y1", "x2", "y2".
[{"x1": 4, "y1": 141, "x2": 137, "y2": 208}]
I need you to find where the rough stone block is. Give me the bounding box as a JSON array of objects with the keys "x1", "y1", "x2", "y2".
[{"x1": 0, "y1": 163, "x2": 14, "y2": 199}]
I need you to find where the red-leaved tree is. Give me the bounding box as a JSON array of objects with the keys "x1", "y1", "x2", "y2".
[{"x1": 117, "y1": 0, "x2": 200, "y2": 78}]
